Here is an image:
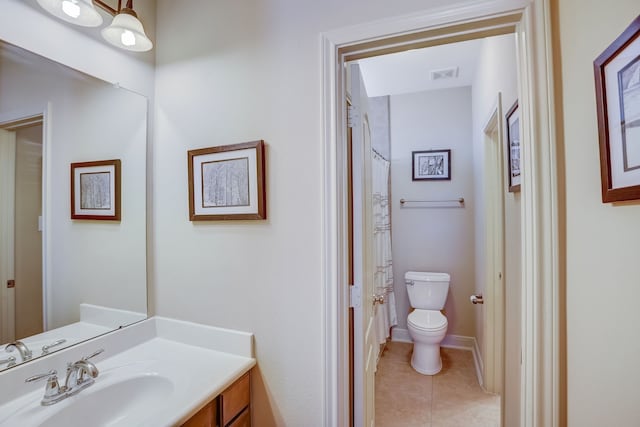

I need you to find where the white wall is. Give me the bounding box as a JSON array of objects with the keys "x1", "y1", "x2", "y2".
[
  {"x1": 555, "y1": 1, "x2": 640, "y2": 425},
  {"x1": 389, "y1": 86, "x2": 476, "y2": 337},
  {"x1": 0, "y1": 47, "x2": 147, "y2": 328},
  {"x1": 153, "y1": 0, "x2": 465, "y2": 424},
  {"x1": 370, "y1": 96, "x2": 391, "y2": 160},
  {"x1": 470, "y1": 33, "x2": 519, "y2": 424}
]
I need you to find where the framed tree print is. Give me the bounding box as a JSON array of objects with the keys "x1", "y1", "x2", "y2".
[
  {"x1": 594, "y1": 15, "x2": 640, "y2": 202},
  {"x1": 71, "y1": 159, "x2": 121, "y2": 221},
  {"x1": 188, "y1": 140, "x2": 266, "y2": 220},
  {"x1": 506, "y1": 100, "x2": 521, "y2": 193}
]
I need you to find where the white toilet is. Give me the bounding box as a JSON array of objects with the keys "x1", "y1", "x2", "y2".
[{"x1": 405, "y1": 271, "x2": 450, "y2": 375}]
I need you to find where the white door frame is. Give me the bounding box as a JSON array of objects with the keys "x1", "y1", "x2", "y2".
[
  {"x1": 0, "y1": 107, "x2": 51, "y2": 336},
  {"x1": 482, "y1": 93, "x2": 506, "y2": 398},
  {"x1": 0, "y1": 128, "x2": 17, "y2": 344},
  {"x1": 321, "y1": 1, "x2": 561, "y2": 426}
]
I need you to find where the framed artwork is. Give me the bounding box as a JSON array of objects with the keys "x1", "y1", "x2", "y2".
[
  {"x1": 71, "y1": 159, "x2": 121, "y2": 221},
  {"x1": 506, "y1": 100, "x2": 521, "y2": 193},
  {"x1": 412, "y1": 149, "x2": 451, "y2": 181},
  {"x1": 188, "y1": 140, "x2": 266, "y2": 221},
  {"x1": 594, "y1": 15, "x2": 640, "y2": 202}
]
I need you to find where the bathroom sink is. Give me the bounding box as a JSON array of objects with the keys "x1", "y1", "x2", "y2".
[
  {"x1": 0, "y1": 318, "x2": 255, "y2": 427},
  {"x1": 37, "y1": 374, "x2": 174, "y2": 427},
  {"x1": 0, "y1": 364, "x2": 176, "y2": 427}
]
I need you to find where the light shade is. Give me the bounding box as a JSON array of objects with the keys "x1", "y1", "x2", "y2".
[
  {"x1": 101, "y1": 10, "x2": 153, "y2": 52},
  {"x1": 36, "y1": 0, "x2": 103, "y2": 27}
]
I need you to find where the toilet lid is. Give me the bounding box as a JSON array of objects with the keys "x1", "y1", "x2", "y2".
[{"x1": 408, "y1": 310, "x2": 447, "y2": 331}]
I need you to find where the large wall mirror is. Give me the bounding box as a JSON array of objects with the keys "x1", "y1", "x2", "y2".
[{"x1": 0, "y1": 40, "x2": 147, "y2": 370}]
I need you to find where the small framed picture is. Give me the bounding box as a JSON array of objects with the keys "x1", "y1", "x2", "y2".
[
  {"x1": 412, "y1": 149, "x2": 451, "y2": 181},
  {"x1": 188, "y1": 140, "x2": 266, "y2": 221},
  {"x1": 71, "y1": 159, "x2": 121, "y2": 221},
  {"x1": 594, "y1": 15, "x2": 640, "y2": 202},
  {"x1": 506, "y1": 100, "x2": 521, "y2": 193}
]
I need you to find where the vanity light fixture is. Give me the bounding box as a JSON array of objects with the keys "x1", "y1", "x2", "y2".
[
  {"x1": 36, "y1": 0, "x2": 104, "y2": 27},
  {"x1": 36, "y1": 0, "x2": 153, "y2": 52},
  {"x1": 101, "y1": 0, "x2": 153, "y2": 52}
]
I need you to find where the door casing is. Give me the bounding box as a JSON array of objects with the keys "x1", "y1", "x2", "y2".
[
  {"x1": 482, "y1": 93, "x2": 506, "y2": 401},
  {"x1": 321, "y1": 1, "x2": 562, "y2": 426},
  {"x1": 0, "y1": 110, "x2": 49, "y2": 342}
]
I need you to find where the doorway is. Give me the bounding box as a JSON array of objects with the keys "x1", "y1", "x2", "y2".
[
  {"x1": 347, "y1": 33, "x2": 517, "y2": 425},
  {"x1": 321, "y1": 2, "x2": 561, "y2": 426},
  {"x1": 0, "y1": 116, "x2": 44, "y2": 343}
]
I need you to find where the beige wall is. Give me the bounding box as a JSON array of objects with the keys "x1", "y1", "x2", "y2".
[
  {"x1": 555, "y1": 1, "x2": 640, "y2": 425},
  {"x1": 389, "y1": 86, "x2": 476, "y2": 338},
  {"x1": 154, "y1": 0, "x2": 462, "y2": 424}
]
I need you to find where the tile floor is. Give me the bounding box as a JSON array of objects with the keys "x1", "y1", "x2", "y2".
[{"x1": 375, "y1": 342, "x2": 500, "y2": 427}]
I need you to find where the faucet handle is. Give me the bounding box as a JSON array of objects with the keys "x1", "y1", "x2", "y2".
[
  {"x1": 82, "y1": 348, "x2": 104, "y2": 361},
  {"x1": 41, "y1": 339, "x2": 67, "y2": 355},
  {"x1": 25, "y1": 370, "x2": 65, "y2": 406},
  {"x1": 0, "y1": 356, "x2": 16, "y2": 367},
  {"x1": 25, "y1": 369, "x2": 58, "y2": 383}
]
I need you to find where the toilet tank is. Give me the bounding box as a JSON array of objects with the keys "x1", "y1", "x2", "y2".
[{"x1": 405, "y1": 271, "x2": 450, "y2": 310}]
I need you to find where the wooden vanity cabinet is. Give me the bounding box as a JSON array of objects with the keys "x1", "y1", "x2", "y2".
[{"x1": 182, "y1": 371, "x2": 251, "y2": 427}]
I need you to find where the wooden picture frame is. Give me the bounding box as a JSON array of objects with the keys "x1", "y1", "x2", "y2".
[
  {"x1": 188, "y1": 140, "x2": 266, "y2": 221},
  {"x1": 594, "y1": 15, "x2": 640, "y2": 203},
  {"x1": 411, "y1": 149, "x2": 451, "y2": 181},
  {"x1": 506, "y1": 100, "x2": 521, "y2": 193},
  {"x1": 71, "y1": 159, "x2": 121, "y2": 221}
]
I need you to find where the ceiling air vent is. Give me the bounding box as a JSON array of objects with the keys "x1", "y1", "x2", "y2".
[{"x1": 430, "y1": 67, "x2": 459, "y2": 81}]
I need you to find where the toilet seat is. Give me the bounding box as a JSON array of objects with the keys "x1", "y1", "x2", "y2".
[{"x1": 408, "y1": 309, "x2": 447, "y2": 332}]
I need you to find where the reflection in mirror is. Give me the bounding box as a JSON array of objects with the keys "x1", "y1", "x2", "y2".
[{"x1": 0, "y1": 40, "x2": 147, "y2": 370}]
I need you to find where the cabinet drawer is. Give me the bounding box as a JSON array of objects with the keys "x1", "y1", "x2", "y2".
[
  {"x1": 227, "y1": 407, "x2": 250, "y2": 427},
  {"x1": 221, "y1": 372, "x2": 251, "y2": 426},
  {"x1": 182, "y1": 400, "x2": 217, "y2": 427}
]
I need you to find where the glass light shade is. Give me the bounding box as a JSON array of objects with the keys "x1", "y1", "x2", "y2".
[
  {"x1": 101, "y1": 12, "x2": 153, "y2": 52},
  {"x1": 36, "y1": 0, "x2": 103, "y2": 27}
]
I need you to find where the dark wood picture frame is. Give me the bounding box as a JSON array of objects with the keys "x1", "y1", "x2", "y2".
[
  {"x1": 411, "y1": 149, "x2": 451, "y2": 181},
  {"x1": 594, "y1": 15, "x2": 640, "y2": 203},
  {"x1": 505, "y1": 100, "x2": 521, "y2": 193},
  {"x1": 188, "y1": 140, "x2": 266, "y2": 221},
  {"x1": 71, "y1": 159, "x2": 121, "y2": 221}
]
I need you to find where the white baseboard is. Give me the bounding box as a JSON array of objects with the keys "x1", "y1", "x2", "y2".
[
  {"x1": 391, "y1": 327, "x2": 412, "y2": 343},
  {"x1": 391, "y1": 329, "x2": 484, "y2": 385},
  {"x1": 473, "y1": 338, "x2": 484, "y2": 387}
]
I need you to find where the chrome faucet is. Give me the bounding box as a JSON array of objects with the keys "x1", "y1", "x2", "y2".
[
  {"x1": 64, "y1": 358, "x2": 100, "y2": 392},
  {"x1": 5, "y1": 341, "x2": 32, "y2": 362},
  {"x1": 25, "y1": 349, "x2": 104, "y2": 406}
]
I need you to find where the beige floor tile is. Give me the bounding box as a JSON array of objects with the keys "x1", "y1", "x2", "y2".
[
  {"x1": 375, "y1": 343, "x2": 432, "y2": 427},
  {"x1": 375, "y1": 342, "x2": 499, "y2": 427}
]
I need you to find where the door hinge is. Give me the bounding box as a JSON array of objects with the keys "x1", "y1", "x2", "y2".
[
  {"x1": 7, "y1": 280, "x2": 15, "y2": 289},
  {"x1": 347, "y1": 105, "x2": 359, "y2": 129},
  {"x1": 349, "y1": 285, "x2": 361, "y2": 308}
]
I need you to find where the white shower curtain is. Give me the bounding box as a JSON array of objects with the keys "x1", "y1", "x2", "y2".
[{"x1": 372, "y1": 152, "x2": 397, "y2": 345}]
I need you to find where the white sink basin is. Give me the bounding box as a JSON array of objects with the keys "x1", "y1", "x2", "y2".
[
  {"x1": 38, "y1": 374, "x2": 174, "y2": 427},
  {"x1": 0, "y1": 318, "x2": 255, "y2": 427},
  {"x1": 0, "y1": 360, "x2": 176, "y2": 427}
]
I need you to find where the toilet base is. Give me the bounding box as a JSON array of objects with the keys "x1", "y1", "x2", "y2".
[{"x1": 410, "y1": 343, "x2": 442, "y2": 375}]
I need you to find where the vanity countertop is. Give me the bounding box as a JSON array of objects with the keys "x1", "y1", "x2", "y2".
[{"x1": 0, "y1": 317, "x2": 255, "y2": 427}]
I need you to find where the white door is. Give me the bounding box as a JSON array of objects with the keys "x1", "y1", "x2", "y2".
[
  {"x1": 350, "y1": 63, "x2": 377, "y2": 427},
  {"x1": 0, "y1": 128, "x2": 16, "y2": 343}
]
